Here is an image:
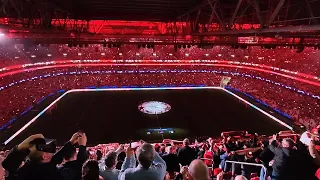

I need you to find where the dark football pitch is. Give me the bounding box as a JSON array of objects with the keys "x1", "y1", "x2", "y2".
[{"x1": 3, "y1": 87, "x2": 289, "y2": 147}]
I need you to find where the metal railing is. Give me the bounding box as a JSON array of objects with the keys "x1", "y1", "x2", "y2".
[{"x1": 224, "y1": 160, "x2": 267, "y2": 180}]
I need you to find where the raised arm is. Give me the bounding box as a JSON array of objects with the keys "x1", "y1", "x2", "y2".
[
  {"x1": 50, "y1": 142, "x2": 74, "y2": 165},
  {"x1": 50, "y1": 132, "x2": 81, "y2": 165},
  {"x1": 2, "y1": 146, "x2": 29, "y2": 173},
  {"x1": 115, "y1": 144, "x2": 125, "y2": 155},
  {"x1": 268, "y1": 134, "x2": 279, "y2": 154},
  {"x1": 2, "y1": 134, "x2": 44, "y2": 173},
  {"x1": 268, "y1": 140, "x2": 278, "y2": 154},
  {"x1": 120, "y1": 147, "x2": 136, "y2": 172},
  {"x1": 76, "y1": 133, "x2": 88, "y2": 165},
  {"x1": 152, "y1": 152, "x2": 166, "y2": 176}
]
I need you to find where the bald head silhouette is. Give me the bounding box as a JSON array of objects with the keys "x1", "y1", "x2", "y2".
[
  {"x1": 235, "y1": 175, "x2": 248, "y2": 180},
  {"x1": 189, "y1": 159, "x2": 209, "y2": 180}
]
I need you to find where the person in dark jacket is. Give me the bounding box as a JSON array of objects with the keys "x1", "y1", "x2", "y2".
[
  {"x1": 241, "y1": 152, "x2": 260, "y2": 179},
  {"x1": 225, "y1": 136, "x2": 238, "y2": 151},
  {"x1": 177, "y1": 138, "x2": 196, "y2": 166},
  {"x1": 269, "y1": 135, "x2": 298, "y2": 180},
  {"x1": 59, "y1": 133, "x2": 88, "y2": 180},
  {"x1": 259, "y1": 141, "x2": 274, "y2": 179},
  {"x1": 162, "y1": 146, "x2": 180, "y2": 179},
  {"x1": 2, "y1": 133, "x2": 81, "y2": 180}
]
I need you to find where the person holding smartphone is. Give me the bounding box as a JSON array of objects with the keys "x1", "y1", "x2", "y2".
[
  {"x1": 2, "y1": 132, "x2": 82, "y2": 180},
  {"x1": 58, "y1": 132, "x2": 88, "y2": 180},
  {"x1": 119, "y1": 142, "x2": 166, "y2": 180}
]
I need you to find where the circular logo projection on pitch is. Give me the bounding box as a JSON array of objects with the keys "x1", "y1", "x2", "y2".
[{"x1": 138, "y1": 101, "x2": 171, "y2": 115}]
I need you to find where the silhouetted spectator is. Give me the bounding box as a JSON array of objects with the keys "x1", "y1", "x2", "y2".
[
  {"x1": 82, "y1": 160, "x2": 103, "y2": 180},
  {"x1": 2, "y1": 133, "x2": 81, "y2": 180},
  {"x1": 59, "y1": 133, "x2": 88, "y2": 180},
  {"x1": 162, "y1": 146, "x2": 180, "y2": 178},
  {"x1": 177, "y1": 139, "x2": 196, "y2": 166},
  {"x1": 269, "y1": 135, "x2": 297, "y2": 180}
]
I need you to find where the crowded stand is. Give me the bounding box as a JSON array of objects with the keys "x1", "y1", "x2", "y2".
[
  {"x1": 1, "y1": 128, "x2": 320, "y2": 180},
  {"x1": 0, "y1": 44, "x2": 319, "y2": 77},
  {"x1": 230, "y1": 77, "x2": 320, "y2": 129},
  {"x1": 0, "y1": 46, "x2": 30, "y2": 68}
]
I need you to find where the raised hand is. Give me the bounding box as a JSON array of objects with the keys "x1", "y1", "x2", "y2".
[
  {"x1": 70, "y1": 132, "x2": 81, "y2": 145},
  {"x1": 272, "y1": 134, "x2": 278, "y2": 140},
  {"x1": 125, "y1": 146, "x2": 134, "y2": 157},
  {"x1": 17, "y1": 134, "x2": 44, "y2": 150},
  {"x1": 180, "y1": 166, "x2": 189, "y2": 179},
  {"x1": 78, "y1": 133, "x2": 87, "y2": 146},
  {"x1": 117, "y1": 144, "x2": 125, "y2": 152}
]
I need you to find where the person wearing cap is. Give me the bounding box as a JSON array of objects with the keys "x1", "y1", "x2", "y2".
[
  {"x1": 177, "y1": 138, "x2": 196, "y2": 166},
  {"x1": 2, "y1": 132, "x2": 82, "y2": 180},
  {"x1": 119, "y1": 143, "x2": 166, "y2": 180},
  {"x1": 58, "y1": 133, "x2": 88, "y2": 180}
]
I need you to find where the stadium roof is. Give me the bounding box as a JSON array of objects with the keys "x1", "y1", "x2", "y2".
[
  {"x1": 0, "y1": 0, "x2": 320, "y2": 44},
  {"x1": 1, "y1": 0, "x2": 320, "y2": 23},
  {"x1": 64, "y1": 0, "x2": 202, "y2": 21}
]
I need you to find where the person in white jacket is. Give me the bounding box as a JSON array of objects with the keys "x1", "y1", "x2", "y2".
[{"x1": 119, "y1": 143, "x2": 166, "y2": 180}]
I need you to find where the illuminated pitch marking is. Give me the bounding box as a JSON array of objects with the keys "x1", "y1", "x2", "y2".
[
  {"x1": 139, "y1": 101, "x2": 171, "y2": 114},
  {"x1": 221, "y1": 88, "x2": 293, "y2": 130}
]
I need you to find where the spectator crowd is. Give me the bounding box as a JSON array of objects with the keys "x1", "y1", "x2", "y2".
[
  {"x1": 1, "y1": 128, "x2": 320, "y2": 180},
  {"x1": 0, "y1": 44, "x2": 319, "y2": 76}
]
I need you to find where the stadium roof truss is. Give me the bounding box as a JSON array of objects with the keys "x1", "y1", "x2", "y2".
[{"x1": 0, "y1": 0, "x2": 319, "y2": 45}]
